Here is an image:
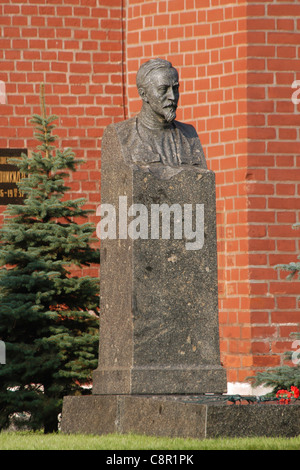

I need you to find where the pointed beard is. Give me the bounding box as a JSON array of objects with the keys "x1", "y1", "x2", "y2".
[{"x1": 163, "y1": 106, "x2": 177, "y2": 123}]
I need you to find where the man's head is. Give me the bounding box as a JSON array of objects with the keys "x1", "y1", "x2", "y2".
[{"x1": 136, "y1": 59, "x2": 180, "y2": 124}]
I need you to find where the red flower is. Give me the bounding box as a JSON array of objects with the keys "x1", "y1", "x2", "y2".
[
  {"x1": 276, "y1": 389, "x2": 287, "y2": 398},
  {"x1": 291, "y1": 386, "x2": 300, "y2": 399},
  {"x1": 276, "y1": 387, "x2": 299, "y2": 404},
  {"x1": 276, "y1": 389, "x2": 291, "y2": 404}
]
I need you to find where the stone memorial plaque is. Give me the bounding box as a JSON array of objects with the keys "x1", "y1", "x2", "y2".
[{"x1": 0, "y1": 149, "x2": 26, "y2": 205}]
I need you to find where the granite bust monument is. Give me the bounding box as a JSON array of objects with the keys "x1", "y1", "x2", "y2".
[
  {"x1": 61, "y1": 57, "x2": 227, "y2": 436},
  {"x1": 114, "y1": 58, "x2": 207, "y2": 179},
  {"x1": 90, "y1": 57, "x2": 227, "y2": 395}
]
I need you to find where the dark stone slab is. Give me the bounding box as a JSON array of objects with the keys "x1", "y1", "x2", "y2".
[
  {"x1": 93, "y1": 124, "x2": 226, "y2": 395},
  {"x1": 61, "y1": 395, "x2": 300, "y2": 439},
  {"x1": 206, "y1": 403, "x2": 300, "y2": 438}
]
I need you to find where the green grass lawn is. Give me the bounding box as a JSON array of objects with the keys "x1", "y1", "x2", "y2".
[{"x1": 0, "y1": 431, "x2": 300, "y2": 450}]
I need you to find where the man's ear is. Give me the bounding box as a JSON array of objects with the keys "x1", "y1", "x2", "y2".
[{"x1": 138, "y1": 87, "x2": 149, "y2": 103}]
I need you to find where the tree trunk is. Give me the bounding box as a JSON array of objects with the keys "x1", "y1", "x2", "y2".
[{"x1": 44, "y1": 414, "x2": 58, "y2": 434}]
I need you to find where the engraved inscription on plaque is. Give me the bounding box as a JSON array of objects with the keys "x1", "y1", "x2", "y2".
[{"x1": 0, "y1": 149, "x2": 27, "y2": 205}]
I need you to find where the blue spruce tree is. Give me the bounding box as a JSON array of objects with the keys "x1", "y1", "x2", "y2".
[{"x1": 0, "y1": 86, "x2": 100, "y2": 433}]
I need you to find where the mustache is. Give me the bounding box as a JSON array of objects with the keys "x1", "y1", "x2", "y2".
[
  {"x1": 163, "y1": 106, "x2": 177, "y2": 123},
  {"x1": 164, "y1": 103, "x2": 177, "y2": 109}
]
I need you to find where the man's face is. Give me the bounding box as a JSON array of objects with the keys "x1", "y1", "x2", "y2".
[{"x1": 142, "y1": 67, "x2": 180, "y2": 123}]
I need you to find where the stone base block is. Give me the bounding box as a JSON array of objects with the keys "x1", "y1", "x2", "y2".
[
  {"x1": 61, "y1": 395, "x2": 300, "y2": 439},
  {"x1": 92, "y1": 365, "x2": 227, "y2": 395}
]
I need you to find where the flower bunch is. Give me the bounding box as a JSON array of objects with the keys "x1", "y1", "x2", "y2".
[{"x1": 276, "y1": 386, "x2": 300, "y2": 404}]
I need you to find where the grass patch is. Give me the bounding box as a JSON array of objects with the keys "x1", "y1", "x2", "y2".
[{"x1": 0, "y1": 431, "x2": 300, "y2": 450}]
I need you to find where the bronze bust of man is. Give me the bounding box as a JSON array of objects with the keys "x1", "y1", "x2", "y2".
[{"x1": 113, "y1": 58, "x2": 207, "y2": 178}]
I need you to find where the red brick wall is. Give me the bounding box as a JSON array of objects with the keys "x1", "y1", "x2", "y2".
[
  {"x1": 125, "y1": 0, "x2": 300, "y2": 385},
  {"x1": 126, "y1": 0, "x2": 250, "y2": 381},
  {"x1": 0, "y1": 0, "x2": 299, "y2": 387},
  {"x1": 246, "y1": 1, "x2": 300, "y2": 378},
  {"x1": 0, "y1": 0, "x2": 125, "y2": 279}
]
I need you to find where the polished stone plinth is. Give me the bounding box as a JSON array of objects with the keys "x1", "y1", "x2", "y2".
[{"x1": 93, "y1": 124, "x2": 226, "y2": 395}]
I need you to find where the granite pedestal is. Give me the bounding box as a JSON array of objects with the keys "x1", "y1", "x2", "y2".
[{"x1": 93, "y1": 124, "x2": 226, "y2": 395}]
